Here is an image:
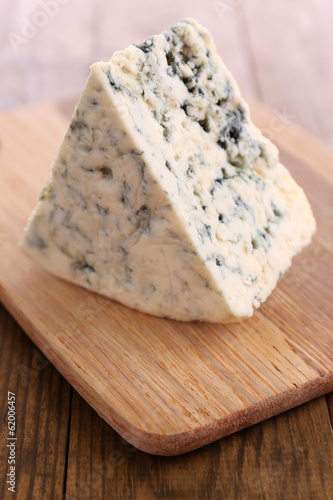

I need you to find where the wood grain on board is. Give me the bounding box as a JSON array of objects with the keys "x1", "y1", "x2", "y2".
[
  {"x1": 2, "y1": 304, "x2": 333, "y2": 500},
  {"x1": 64, "y1": 391, "x2": 333, "y2": 500},
  {"x1": 0, "y1": 98, "x2": 332, "y2": 457},
  {"x1": 1, "y1": 0, "x2": 333, "y2": 497}
]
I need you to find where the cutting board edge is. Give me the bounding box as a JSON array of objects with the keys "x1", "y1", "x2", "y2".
[
  {"x1": 143, "y1": 376, "x2": 333, "y2": 456},
  {"x1": 1, "y1": 285, "x2": 332, "y2": 456},
  {"x1": 1, "y1": 98, "x2": 333, "y2": 456}
]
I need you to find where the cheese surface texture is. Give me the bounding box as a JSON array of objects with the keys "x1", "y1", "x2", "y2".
[{"x1": 21, "y1": 18, "x2": 316, "y2": 322}]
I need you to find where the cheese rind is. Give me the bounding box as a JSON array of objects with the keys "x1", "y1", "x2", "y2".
[{"x1": 21, "y1": 18, "x2": 316, "y2": 322}]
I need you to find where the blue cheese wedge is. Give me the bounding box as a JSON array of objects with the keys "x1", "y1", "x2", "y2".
[{"x1": 21, "y1": 18, "x2": 316, "y2": 322}]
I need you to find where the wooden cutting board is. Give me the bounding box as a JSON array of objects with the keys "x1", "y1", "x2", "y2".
[{"x1": 0, "y1": 98, "x2": 332, "y2": 456}]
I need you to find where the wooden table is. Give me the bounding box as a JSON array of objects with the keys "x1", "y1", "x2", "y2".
[{"x1": 1, "y1": 1, "x2": 333, "y2": 498}]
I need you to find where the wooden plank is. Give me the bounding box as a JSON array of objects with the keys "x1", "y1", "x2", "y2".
[
  {"x1": 64, "y1": 391, "x2": 333, "y2": 499},
  {"x1": 0, "y1": 100, "x2": 332, "y2": 455},
  {"x1": 0, "y1": 304, "x2": 71, "y2": 500},
  {"x1": 214, "y1": 397, "x2": 333, "y2": 500},
  {"x1": 1, "y1": 2, "x2": 332, "y2": 495},
  {"x1": 327, "y1": 394, "x2": 333, "y2": 431},
  {"x1": 1, "y1": 300, "x2": 332, "y2": 498}
]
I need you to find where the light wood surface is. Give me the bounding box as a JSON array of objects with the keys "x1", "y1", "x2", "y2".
[
  {"x1": 1, "y1": 312, "x2": 332, "y2": 500},
  {"x1": 0, "y1": 98, "x2": 332, "y2": 456}
]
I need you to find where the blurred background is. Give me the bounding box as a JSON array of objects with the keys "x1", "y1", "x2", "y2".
[{"x1": 0, "y1": 0, "x2": 332, "y2": 146}]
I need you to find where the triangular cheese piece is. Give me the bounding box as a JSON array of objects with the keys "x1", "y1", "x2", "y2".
[{"x1": 21, "y1": 18, "x2": 316, "y2": 322}]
